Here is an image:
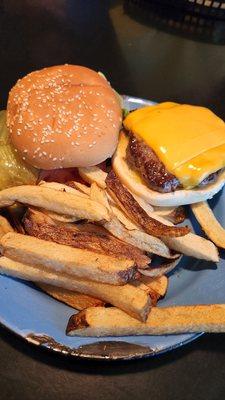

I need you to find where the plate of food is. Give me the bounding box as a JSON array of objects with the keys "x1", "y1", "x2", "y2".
[{"x1": 0, "y1": 64, "x2": 225, "y2": 360}]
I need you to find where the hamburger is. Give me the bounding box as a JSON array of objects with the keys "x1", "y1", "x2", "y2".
[
  {"x1": 1, "y1": 64, "x2": 122, "y2": 188},
  {"x1": 113, "y1": 102, "x2": 225, "y2": 206}
]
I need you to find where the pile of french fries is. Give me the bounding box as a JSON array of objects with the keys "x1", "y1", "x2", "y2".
[{"x1": 0, "y1": 165, "x2": 225, "y2": 337}]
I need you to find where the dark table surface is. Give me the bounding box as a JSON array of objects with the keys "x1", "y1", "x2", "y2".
[{"x1": 1, "y1": 1, "x2": 225, "y2": 399}]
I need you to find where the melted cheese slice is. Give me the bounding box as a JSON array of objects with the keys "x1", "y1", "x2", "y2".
[{"x1": 124, "y1": 102, "x2": 225, "y2": 188}]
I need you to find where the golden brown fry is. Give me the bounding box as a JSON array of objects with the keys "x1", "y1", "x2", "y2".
[
  {"x1": 66, "y1": 305, "x2": 225, "y2": 336},
  {"x1": 140, "y1": 204, "x2": 219, "y2": 262},
  {"x1": 138, "y1": 256, "x2": 182, "y2": 278},
  {"x1": 0, "y1": 232, "x2": 137, "y2": 285},
  {"x1": 90, "y1": 182, "x2": 111, "y2": 211},
  {"x1": 191, "y1": 201, "x2": 225, "y2": 249},
  {"x1": 0, "y1": 185, "x2": 109, "y2": 222},
  {"x1": 66, "y1": 181, "x2": 91, "y2": 196},
  {"x1": 79, "y1": 167, "x2": 107, "y2": 189},
  {"x1": 0, "y1": 215, "x2": 14, "y2": 238},
  {"x1": 38, "y1": 181, "x2": 89, "y2": 198},
  {"x1": 37, "y1": 283, "x2": 105, "y2": 310},
  {"x1": 154, "y1": 206, "x2": 186, "y2": 225},
  {"x1": 140, "y1": 275, "x2": 168, "y2": 298},
  {"x1": 106, "y1": 171, "x2": 190, "y2": 238},
  {"x1": 24, "y1": 209, "x2": 150, "y2": 269},
  {"x1": 0, "y1": 257, "x2": 150, "y2": 321},
  {"x1": 103, "y1": 216, "x2": 176, "y2": 259}
]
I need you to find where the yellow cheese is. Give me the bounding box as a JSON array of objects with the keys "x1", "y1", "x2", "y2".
[{"x1": 124, "y1": 103, "x2": 225, "y2": 188}]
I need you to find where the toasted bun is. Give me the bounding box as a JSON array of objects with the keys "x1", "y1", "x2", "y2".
[
  {"x1": 7, "y1": 65, "x2": 122, "y2": 169},
  {"x1": 113, "y1": 132, "x2": 225, "y2": 206}
]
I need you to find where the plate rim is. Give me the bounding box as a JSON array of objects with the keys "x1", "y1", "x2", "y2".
[{"x1": 0, "y1": 319, "x2": 203, "y2": 361}]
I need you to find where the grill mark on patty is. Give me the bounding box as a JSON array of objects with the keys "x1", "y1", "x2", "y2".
[{"x1": 126, "y1": 131, "x2": 219, "y2": 193}]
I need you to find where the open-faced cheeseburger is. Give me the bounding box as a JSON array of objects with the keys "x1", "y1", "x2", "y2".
[
  {"x1": 113, "y1": 102, "x2": 225, "y2": 206},
  {"x1": 0, "y1": 64, "x2": 122, "y2": 189}
]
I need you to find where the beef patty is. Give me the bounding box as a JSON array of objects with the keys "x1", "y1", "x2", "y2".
[{"x1": 126, "y1": 132, "x2": 219, "y2": 193}]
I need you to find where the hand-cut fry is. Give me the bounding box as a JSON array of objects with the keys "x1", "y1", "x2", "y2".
[
  {"x1": 163, "y1": 233, "x2": 218, "y2": 262},
  {"x1": 79, "y1": 167, "x2": 107, "y2": 189},
  {"x1": 90, "y1": 182, "x2": 111, "y2": 211},
  {"x1": 38, "y1": 181, "x2": 89, "y2": 198},
  {"x1": 0, "y1": 232, "x2": 137, "y2": 285},
  {"x1": 140, "y1": 275, "x2": 168, "y2": 297},
  {"x1": 24, "y1": 209, "x2": 150, "y2": 268},
  {"x1": 37, "y1": 283, "x2": 105, "y2": 310},
  {"x1": 154, "y1": 206, "x2": 186, "y2": 225},
  {"x1": 106, "y1": 171, "x2": 190, "y2": 237},
  {"x1": 108, "y1": 201, "x2": 138, "y2": 230},
  {"x1": 66, "y1": 181, "x2": 91, "y2": 196},
  {"x1": 133, "y1": 277, "x2": 167, "y2": 306},
  {"x1": 131, "y1": 193, "x2": 154, "y2": 214},
  {"x1": 103, "y1": 216, "x2": 176, "y2": 259},
  {"x1": 0, "y1": 215, "x2": 14, "y2": 238},
  {"x1": 134, "y1": 200, "x2": 219, "y2": 262},
  {"x1": 66, "y1": 304, "x2": 225, "y2": 336},
  {"x1": 38, "y1": 181, "x2": 90, "y2": 222},
  {"x1": 0, "y1": 185, "x2": 109, "y2": 222},
  {"x1": 39, "y1": 210, "x2": 79, "y2": 223},
  {"x1": 0, "y1": 257, "x2": 150, "y2": 321},
  {"x1": 138, "y1": 256, "x2": 182, "y2": 278},
  {"x1": 191, "y1": 201, "x2": 225, "y2": 249}
]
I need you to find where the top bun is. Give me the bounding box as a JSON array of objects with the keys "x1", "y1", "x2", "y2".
[{"x1": 7, "y1": 65, "x2": 122, "y2": 169}]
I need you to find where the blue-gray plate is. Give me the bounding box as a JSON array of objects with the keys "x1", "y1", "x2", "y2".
[{"x1": 0, "y1": 96, "x2": 224, "y2": 360}]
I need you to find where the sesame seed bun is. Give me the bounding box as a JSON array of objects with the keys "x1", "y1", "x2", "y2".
[{"x1": 7, "y1": 65, "x2": 122, "y2": 169}]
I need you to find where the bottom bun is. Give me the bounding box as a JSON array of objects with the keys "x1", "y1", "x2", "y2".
[{"x1": 113, "y1": 132, "x2": 225, "y2": 206}]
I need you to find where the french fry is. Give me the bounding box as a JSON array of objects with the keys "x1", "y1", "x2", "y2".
[
  {"x1": 132, "y1": 198, "x2": 219, "y2": 262},
  {"x1": 154, "y1": 206, "x2": 186, "y2": 225},
  {"x1": 109, "y1": 202, "x2": 138, "y2": 230},
  {"x1": 79, "y1": 167, "x2": 107, "y2": 189},
  {"x1": 66, "y1": 305, "x2": 225, "y2": 336},
  {"x1": 138, "y1": 256, "x2": 182, "y2": 278},
  {"x1": 0, "y1": 257, "x2": 150, "y2": 321},
  {"x1": 24, "y1": 209, "x2": 150, "y2": 269},
  {"x1": 140, "y1": 275, "x2": 168, "y2": 298},
  {"x1": 0, "y1": 215, "x2": 14, "y2": 238},
  {"x1": 66, "y1": 181, "x2": 91, "y2": 196},
  {"x1": 38, "y1": 181, "x2": 89, "y2": 198},
  {"x1": 37, "y1": 283, "x2": 105, "y2": 310},
  {"x1": 106, "y1": 171, "x2": 190, "y2": 238},
  {"x1": 0, "y1": 185, "x2": 109, "y2": 222},
  {"x1": 103, "y1": 216, "x2": 176, "y2": 259},
  {"x1": 90, "y1": 183, "x2": 111, "y2": 211},
  {"x1": 191, "y1": 201, "x2": 225, "y2": 249},
  {"x1": 0, "y1": 232, "x2": 137, "y2": 285}
]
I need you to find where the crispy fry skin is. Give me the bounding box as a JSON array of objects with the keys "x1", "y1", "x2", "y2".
[
  {"x1": 0, "y1": 257, "x2": 150, "y2": 321},
  {"x1": 191, "y1": 201, "x2": 225, "y2": 249},
  {"x1": 138, "y1": 256, "x2": 182, "y2": 278},
  {"x1": 140, "y1": 275, "x2": 168, "y2": 297},
  {"x1": 37, "y1": 283, "x2": 105, "y2": 310},
  {"x1": 138, "y1": 201, "x2": 219, "y2": 262},
  {"x1": 23, "y1": 209, "x2": 150, "y2": 268},
  {"x1": 103, "y1": 216, "x2": 176, "y2": 259},
  {"x1": 0, "y1": 185, "x2": 109, "y2": 222},
  {"x1": 106, "y1": 171, "x2": 190, "y2": 238},
  {"x1": 0, "y1": 215, "x2": 14, "y2": 238},
  {"x1": 155, "y1": 206, "x2": 186, "y2": 225},
  {"x1": 66, "y1": 181, "x2": 91, "y2": 195},
  {"x1": 79, "y1": 167, "x2": 107, "y2": 189},
  {"x1": 0, "y1": 232, "x2": 137, "y2": 285},
  {"x1": 66, "y1": 305, "x2": 225, "y2": 336}
]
